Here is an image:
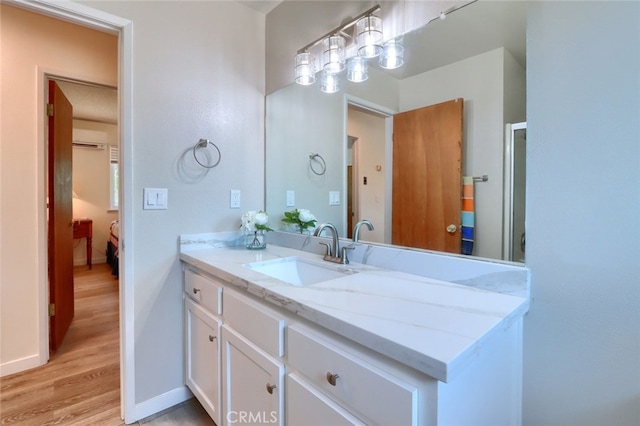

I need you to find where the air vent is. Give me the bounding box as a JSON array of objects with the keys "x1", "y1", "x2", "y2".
[{"x1": 72, "y1": 140, "x2": 106, "y2": 150}]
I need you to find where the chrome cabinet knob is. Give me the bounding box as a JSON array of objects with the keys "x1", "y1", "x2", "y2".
[
  {"x1": 326, "y1": 372, "x2": 339, "y2": 386},
  {"x1": 446, "y1": 224, "x2": 457, "y2": 234}
]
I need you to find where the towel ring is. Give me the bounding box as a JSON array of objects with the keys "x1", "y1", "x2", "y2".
[
  {"x1": 309, "y1": 153, "x2": 326, "y2": 176},
  {"x1": 193, "y1": 138, "x2": 221, "y2": 169}
]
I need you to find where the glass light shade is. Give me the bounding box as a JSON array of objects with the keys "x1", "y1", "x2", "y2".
[
  {"x1": 379, "y1": 40, "x2": 404, "y2": 69},
  {"x1": 347, "y1": 56, "x2": 368, "y2": 82},
  {"x1": 294, "y1": 52, "x2": 316, "y2": 85},
  {"x1": 320, "y1": 71, "x2": 340, "y2": 94},
  {"x1": 322, "y1": 35, "x2": 346, "y2": 73},
  {"x1": 356, "y1": 15, "x2": 383, "y2": 58}
]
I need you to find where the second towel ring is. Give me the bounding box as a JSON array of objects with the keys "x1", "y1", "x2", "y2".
[
  {"x1": 193, "y1": 138, "x2": 221, "y2": 169},
  {"x1": 309, "y1": 153, "x2": 326, "y2": 176}
]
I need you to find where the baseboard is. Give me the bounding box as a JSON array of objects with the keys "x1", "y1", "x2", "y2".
[
  {"x1": 0, "y1": 353, "x2": 44, "y2": 377},
  {"x1": 73, "y1": 256, "x2": 107, "y2": 266},
  {"x1": 133, "y1": 386, "x2": 192, "y2": 423}
]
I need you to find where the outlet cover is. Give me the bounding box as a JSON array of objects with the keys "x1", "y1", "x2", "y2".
[
  {"x1": 329, "y1": 191, "x2": 340, "y2": 206},
  {"x1": 230, "y1": 190, "x2": 241, "y2": 209}
]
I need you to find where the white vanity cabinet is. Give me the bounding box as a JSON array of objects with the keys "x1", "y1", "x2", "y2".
[
  {"x1": 221, "y1": 326, "x2": 284, "y2": 426},
  {"x1": 182, "y1": 257, "x2": 524, "y2": 426},
  {"x1": 184, "y1": 268, "x2": 223, "y2": 425},
  {"x1": 221, "y1": 289, "x2": 286, "y2": 426}
]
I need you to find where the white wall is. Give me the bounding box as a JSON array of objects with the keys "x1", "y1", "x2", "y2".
[
  {"x1": 524, "y1": 2, "x2": 640, "y2": 424},
  {"x1": 77, "y1": 0, "x2": 266, "y2": 406}
]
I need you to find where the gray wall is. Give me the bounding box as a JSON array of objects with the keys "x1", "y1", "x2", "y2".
[{"x1": 525, "y1": 1, "x2": 639, "y2": 424}]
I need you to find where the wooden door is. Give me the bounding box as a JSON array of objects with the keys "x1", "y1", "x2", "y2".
[
  {"x1": 392, "y1": 99, "x2": 463, "y2": 253},
  {"x1": 48, "y1": 80, "x2": 75, "y2": 352}
]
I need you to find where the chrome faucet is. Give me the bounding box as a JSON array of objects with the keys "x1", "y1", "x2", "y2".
[
  {"x1": 353, "y1": 220, "x2": 374, "y2": 243},
  {"x1": 313, "y1": 222, "x2": 353, "y2": 264}
]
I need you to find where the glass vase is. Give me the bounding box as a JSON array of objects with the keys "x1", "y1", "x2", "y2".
[{"x1": 245, "y1": 230, "x2": 266, "y2": 250}]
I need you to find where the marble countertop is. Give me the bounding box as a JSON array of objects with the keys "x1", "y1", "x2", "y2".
[{"x1": 180, "y1": 235, "x2": 529, "y2": 383}]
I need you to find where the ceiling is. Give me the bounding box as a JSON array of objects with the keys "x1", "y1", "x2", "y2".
[
  {"x1": 59, "y1": 0, "x2": 525, "y2": 124},
  {"x1": 55, "y1": 79, "x2": 117, "y2": 125}
]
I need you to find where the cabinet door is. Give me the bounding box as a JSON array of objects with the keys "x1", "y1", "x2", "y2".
[
  {"x1": 287, "y1": 373, "x2": 366, "y2": 426},
  {"x1": 185, "y1": 298, "x2": 221, "y2": 425},
  {"x1": 221, "y1": 325, "x2": 284, "y2": 426}
]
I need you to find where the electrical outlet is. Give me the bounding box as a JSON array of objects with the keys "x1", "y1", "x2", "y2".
[
  {"x1": 286, "y1": 190, "x2": 295, "y2": 207},
  {"x1": 329, "y1": 191, "x2": 340, "y2": 206},
  {"x1": 230, "y1": 190, "x2": 241, "y2": 209}
]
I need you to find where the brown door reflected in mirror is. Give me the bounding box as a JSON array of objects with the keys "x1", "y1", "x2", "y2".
[{"x1": 392, "y1": 98, "x2": 463, "y2": 253}]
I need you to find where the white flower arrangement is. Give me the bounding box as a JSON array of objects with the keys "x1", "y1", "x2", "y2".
[
  {"x1": 241, "y1": 210, "x2": 273, "y2": 232},
  {"x1": 282, "y1": 208, "x2": 317, "y2": 233}
]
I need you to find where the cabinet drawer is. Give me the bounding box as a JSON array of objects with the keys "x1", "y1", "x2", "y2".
[
  {"x1": 288, "y1": 324, "x2": 418, "y2": 426},
  {"x1": 287, "y1": 373, "x2": 366, "y2": 426},
  {"x1": 223, "y1": 290, "x2": 285, "y2": 358},
  {"x1": 184, "y1": 268, "x2": 222, "y2": 315}
]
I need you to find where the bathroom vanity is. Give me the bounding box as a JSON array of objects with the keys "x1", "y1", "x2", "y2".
[{"x1": 180, "y1": 232, "x2": 529, "y2": 426}]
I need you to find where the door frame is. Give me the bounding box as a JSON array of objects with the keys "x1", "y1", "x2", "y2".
[
  {"x1": 20, "y1": 0, "x2": 136, "y2": 422},
  {"x1": 502, "y1": 121, "x2": 527, "y2": 262}
]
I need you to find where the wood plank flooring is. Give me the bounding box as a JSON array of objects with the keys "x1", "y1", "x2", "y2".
[
  {"x1": 1, "y1": 264, "x2": 121, "y2": 425},
  {"x1": 1, "y1": 264, "x2": 213, "y2": 426}
]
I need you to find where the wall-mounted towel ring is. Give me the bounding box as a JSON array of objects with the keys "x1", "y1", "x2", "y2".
[
  {"x1": 309, "y1": 153, "x2": 326, "y2": 175},
  {"x1": 193, "y1": 138, "x2": 221, "y2": 168}
]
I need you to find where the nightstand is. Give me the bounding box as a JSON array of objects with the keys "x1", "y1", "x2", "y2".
[{"x1": 73, "y1": 219, "x2": 93, "y2": 269}]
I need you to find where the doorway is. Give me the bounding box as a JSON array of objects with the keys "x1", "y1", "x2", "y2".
[
  {"x1": 46, "y1": 76, "x2": 119, "y2": 355},
  {"x1": 346, "y1": 102, "x2": 391, "y2": 244},
  {"x1": 20, "y1": 1, "x2": 135, "y2": 421},
  {"x1": 503, "y1": 122, "x2": 527, "y2": 262}
]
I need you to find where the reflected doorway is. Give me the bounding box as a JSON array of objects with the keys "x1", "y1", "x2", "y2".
[{"x1": 503, "y1": 122, "x2": 527, "y2": 262}]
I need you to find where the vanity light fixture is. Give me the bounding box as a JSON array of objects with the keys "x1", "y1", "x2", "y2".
[
  {"x1": 379, "y1": 39, "x2": 404, "y2": 69},
  {"x1": 322, "y1": 35, "x2": 346, "y2": 73},
  {"x1": 294, "y1": 5, "x2": 381, "y2": 87},
  {"x1": 320, "y1": 70, "x2": 340, "y2": 94},
  {"x1": 347, "y1": 56, "x2": 368, "y2": 82},
  {"x1": 355, "y1": 13, "x2": 383, "y2": 58},
  {"x1": 294, "y1": 51, "x2": 316, "y2": 85}
]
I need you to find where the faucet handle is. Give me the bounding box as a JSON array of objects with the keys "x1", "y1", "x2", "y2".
[
  {"x1": 341, "y1": 245, "x2": 355, "y2": 264},
  {"x1": 319, "y1": 242, "x2": 332, "y2": 257}
]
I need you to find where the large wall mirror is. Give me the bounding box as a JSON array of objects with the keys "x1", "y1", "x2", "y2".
[{"x1": 266, "y1": 0, "x2": 526, "y2": 262}]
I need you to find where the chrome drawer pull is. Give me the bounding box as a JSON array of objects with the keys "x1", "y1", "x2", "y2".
[
  {"x1": 266, "y1": 383, "x2": 277, "y2": 394},
  {"x1": 193, "y1": 288, "x2": 201, "y2": 294},
  {"x1": 326, "y1": 372, "x2": 339, "y2": 386},
  {"x1": 208, "y1": 335, "x2": 216, "y2": 342}
]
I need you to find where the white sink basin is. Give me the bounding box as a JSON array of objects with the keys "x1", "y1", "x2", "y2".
[{"x1": 244, "y1": 257, "x2": 353, "y2": 286}]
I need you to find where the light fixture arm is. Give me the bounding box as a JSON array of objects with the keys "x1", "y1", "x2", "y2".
[{"x1": 296, "y1": 4, "x2": 381, "y2": 54}]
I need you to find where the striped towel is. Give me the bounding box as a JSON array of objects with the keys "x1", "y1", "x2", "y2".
[{"x1": 461, "y1": 176, "x2": 475, "y2": 255}]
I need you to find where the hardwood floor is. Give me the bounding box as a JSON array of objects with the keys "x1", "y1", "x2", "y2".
[
  {"x1": 0, "y1": 264, "x2": 213, "y2": 426},
  {"x1": 1, "y1": 264, "x2": 121, "y2": 425}
]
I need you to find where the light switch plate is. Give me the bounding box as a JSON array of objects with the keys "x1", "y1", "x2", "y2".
[
  {"x1": 286, "y1": 190, "x2": 295, "y2": 207},
  {"x1": 144, "y1": 188, "x2": 168, "y2": 210}
]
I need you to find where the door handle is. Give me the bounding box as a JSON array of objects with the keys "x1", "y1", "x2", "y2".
[{"x1": 446, "y1": 224, "x2": 457, "y2": 234}]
